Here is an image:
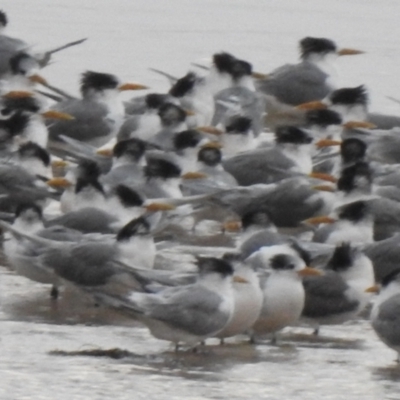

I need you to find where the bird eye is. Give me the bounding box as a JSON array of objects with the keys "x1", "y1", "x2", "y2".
[{"x1": 1, "y1": 108, "x2": 11, "y2": 116}]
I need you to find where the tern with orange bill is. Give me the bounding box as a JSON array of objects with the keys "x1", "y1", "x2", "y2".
[
  {"x1": 48, "y1": 71, "x2": 148, "y2": 149},
  {"x1": 256, "y1": 37, "x2": 364, "y2": 106},
  {"x1": 248, "y1": 244, "x2": 322, "y2": 342},
  {"x1": 302, "y1": 242, "x2": 375, "y2": 334}
]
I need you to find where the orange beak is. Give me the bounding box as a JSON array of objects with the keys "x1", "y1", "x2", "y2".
[
  {"x1": 302, "y1": 216, "x2": 336, "y2": 225},
  {"x1": 181, "y1": 172, "x2": 207, "y2": 180},
  {"x1": 296, "y1": 101, "x2": 327, "y2": 111},
  {"x1": 118, "y1": 83, "x2": 149, "y2": 91},
  {"x1": 222, "y1": 220, "x2": 242, "y2": 232},
  {"x1": 251, "y1": 72, "x2": 269, "y2": 79},
  {"x1": 29, "y1": 74, "x2": 48, "y2": 85},
  {"x1": 342, "y1": 121, "x2": 376, "y2": 130},
  {"x1": 41, "y1": 110, "x2": 75, "y2": 120},
  {"x1": 96, "y1": 148, "x2": 114, "y2": 157},
  {"x1": 46, "y1": 177, "x2": 73, "y2": 189},
  {"x1": 196, "y1": 126, "x2": 224, "y2": 136},
  {"x1": 337, "y1": 48, "x2": 365, "y2": 56},
  {"x1": 308, "y1": 172, "x2": 338, "y2": 183},
  {"x1": 315, "y1": 138, "x2": 342, "y2": 149},
  {"x1": 145, "y1": 202, "x2": 176, "y2": 212},
  {"x1": 3, "y1": 91, "x2": 34, "y2": 99},
  {"x1": 298, "y1": 267, "x2": 323, "y2": 277}
]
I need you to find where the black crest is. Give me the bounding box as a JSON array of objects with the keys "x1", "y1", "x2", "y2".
[
  {"x1": 173, "y1": 130, "x2": 202, "y2": 150},
  {"x1": 197, "y1": 146, "x2": 222, "y2": 166},
  {"x1": 340, "y1": 138, "x2": 367, "y2": 164},
  {"x1": 231, "y1": 59, "x2": 252, "y2": 80},
  {"x1": 0, "y1": 10, "x2": 8, "y2": 27},
  {"x1": 270, "y1": 254, "x2": 297, "y2": 271},
  {"x1": 3, "y1": 95, "x2": 41, "y2": 113},
  {"x1": 114, "y1": 185, "x2": 144, "y2": 207},
  {"x1": 77, "y1": 159, "x2": 101, "y2": 180},
  {"x1": 337, "y1": 162, "x2": 372, "y2": 193},
  {"x1": 326, "y1": 243, "x2": 354, "y2": 271},
  {"x1": 169, "y1": 72, "x2": 197, "y2": 97},
  {"x1": 338, "y1": 200, "x2": 369, "y2": 222},
  {"x1": 197, "y1": 257, "x2": 234, "y2": 277},
  {"x1": 300, "y1": 37, "x2": 337, "y2": 59},
  {"x1": 18, "y1": 142, "x2": 50, "y2": 166},
  {"x1": 222, "y1": 252, "x2": 244, "y2": 263},
  {"x1": 113, "y1": 138, "x2": 146, "y2": 161},
  {"x1": 241, "y1": 209, "x2": 273, "y2": 230},
  {"x1": 158, "y1": 103, "x2": 186, "y2": 126},
  {"x1": 116, "y1": 216, "x2": 151, "y2": 242},
  {"x1": 145, "y1": 93, "x2": 168, "y2": 109},
  {"x1": 330, "y1": 85, "x2": 368, "y2": 106},
  {"x1": 275, "y1": 126, "x2": 313, "y2": 145},
  {"x1": 80, "y1": 71, "x2": 119, "y2": 94},
  {"x1": 226, "y1": 116, "x2": 252, "y2": 134},
  {"x1": 213, "y1": 52, "x2": 237, "y2": 74},
  {"x1": 144, "y1": 157, "x2": 181, "y2": 180},
  {"x1": 9, "y1": 52, "x2": 36, "y2": 75},
  {"x1": 0, "y1": 111, "x2": 29, "y2": 136},
  {"x1": 305, "y1": 109, "x2": 342, "y2": 127},
  {"x1": 75, "y1": 177, "x2": 105, "y2": 195}
]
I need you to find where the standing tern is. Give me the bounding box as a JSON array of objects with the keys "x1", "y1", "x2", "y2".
[
  {"x1": 250, "y1": 246, "x2": 321, "y2": 342},
  {"x1": 302, "y1": 243, "x2": 374, "y2": 333},
  {"x1": 48, "y1": 71, "x2": 148, "y2": 148},
  {"x1": 369, "y1": 269, "x2": 400, "y2": 361},
  {"x1": 256, "y1": 37, "x2": 364, "y2": 106}
]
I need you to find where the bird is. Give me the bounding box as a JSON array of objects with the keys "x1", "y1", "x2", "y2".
[
  {"x1": 302, "y1": 242, "x2": 375, "y2": 334},
  {"x1": 256, "y1": 37, "x2": 364, "y2": 106},
  {"x1": 304, "y1": 200, "x2": 374, "y2": 245},
  {"x1": 43, "y1": 255, "x2": 236, "y2": 349},
  {"x1": 223, "y1": 125, "x2": 315, "y2": 186},
  {"x1": 168, "y1": 71, "x2": 214, "y2": 126},
  {"x1": 119, "y1": 93, "x2": 170, "y2": 142},
  {"x1": 219, "y1": 115, "x2": 257, "y2": 157},
  {"x1": 48, "y1": 71, "x2": 148, "y2": 149},
  {"x1": 0, "y1": 10, "x2": 29, "y2": 78},
  {"x1": 213, "y1": 252, "x2": 263, "y2": 342},
  {"x1": 249, "y1": 245, "x2": 321, "y2": 342},
  {"x1": 369, "y1": 269, "x2": 400, "y2": 361}
]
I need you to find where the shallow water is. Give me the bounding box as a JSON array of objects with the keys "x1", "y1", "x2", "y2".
[
  {"x1": 2, "y1": 1, "x2": 400, "y2": 399},
  {"x1": 1, "y1": 261, "x2": 400, "y2": 400}
]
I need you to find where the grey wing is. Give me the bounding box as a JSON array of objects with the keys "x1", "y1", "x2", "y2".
[
  {"x1": 240, "y1": 231, "x2": 284, "y2": 258},
  {"x1": 101, "y1": 165, "x2": 144, "y2": 189},
  {"x1": 256, "y1": 62, "x2": 330, "y2": 106},
  {"x1": 259, "y1": 178, "x2": 325, "y2": 226},
  {"x1": 212, "y1": 87, "x2": 265, "y2": 135},
  {"x1": 368, "y1": 113, "x2": 400, "y2": 131},
  {"x1": 146, "y1": 285, "x2": 229, "y2": 336},
  {"x1": 364, "y1": 236, "x2": 400, "y2": 283},
  {"x1": 117, "y1": 116, "x2": 140, "y2": 141},
  {"x1": 47, "y1": 208, "x2": 118, "y2": 234},
  {"x1": 302, "y1": 272, "x2": 359, "y2": 318},
  {"x1": 124, "y1": 96, "x2": 147, "y2": 115},
  {"x1": 223, "y1": 148, "x2": 297, "y2": 186},
  {"x1": 370, "y1": 198, "x2": 400, "y2": 240},
  {"x1": 41, "y1": 241, "x2": 119, "y2": 286},
  {"x1": 312, "y1": 224, "x2": 335, "y2": 243},
  {"x1": 373, "y1": 295, "x2": 400, "y2": 347},
  {"x1": 48, "y1": 99, "x2": 111, "y2": 143}
]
